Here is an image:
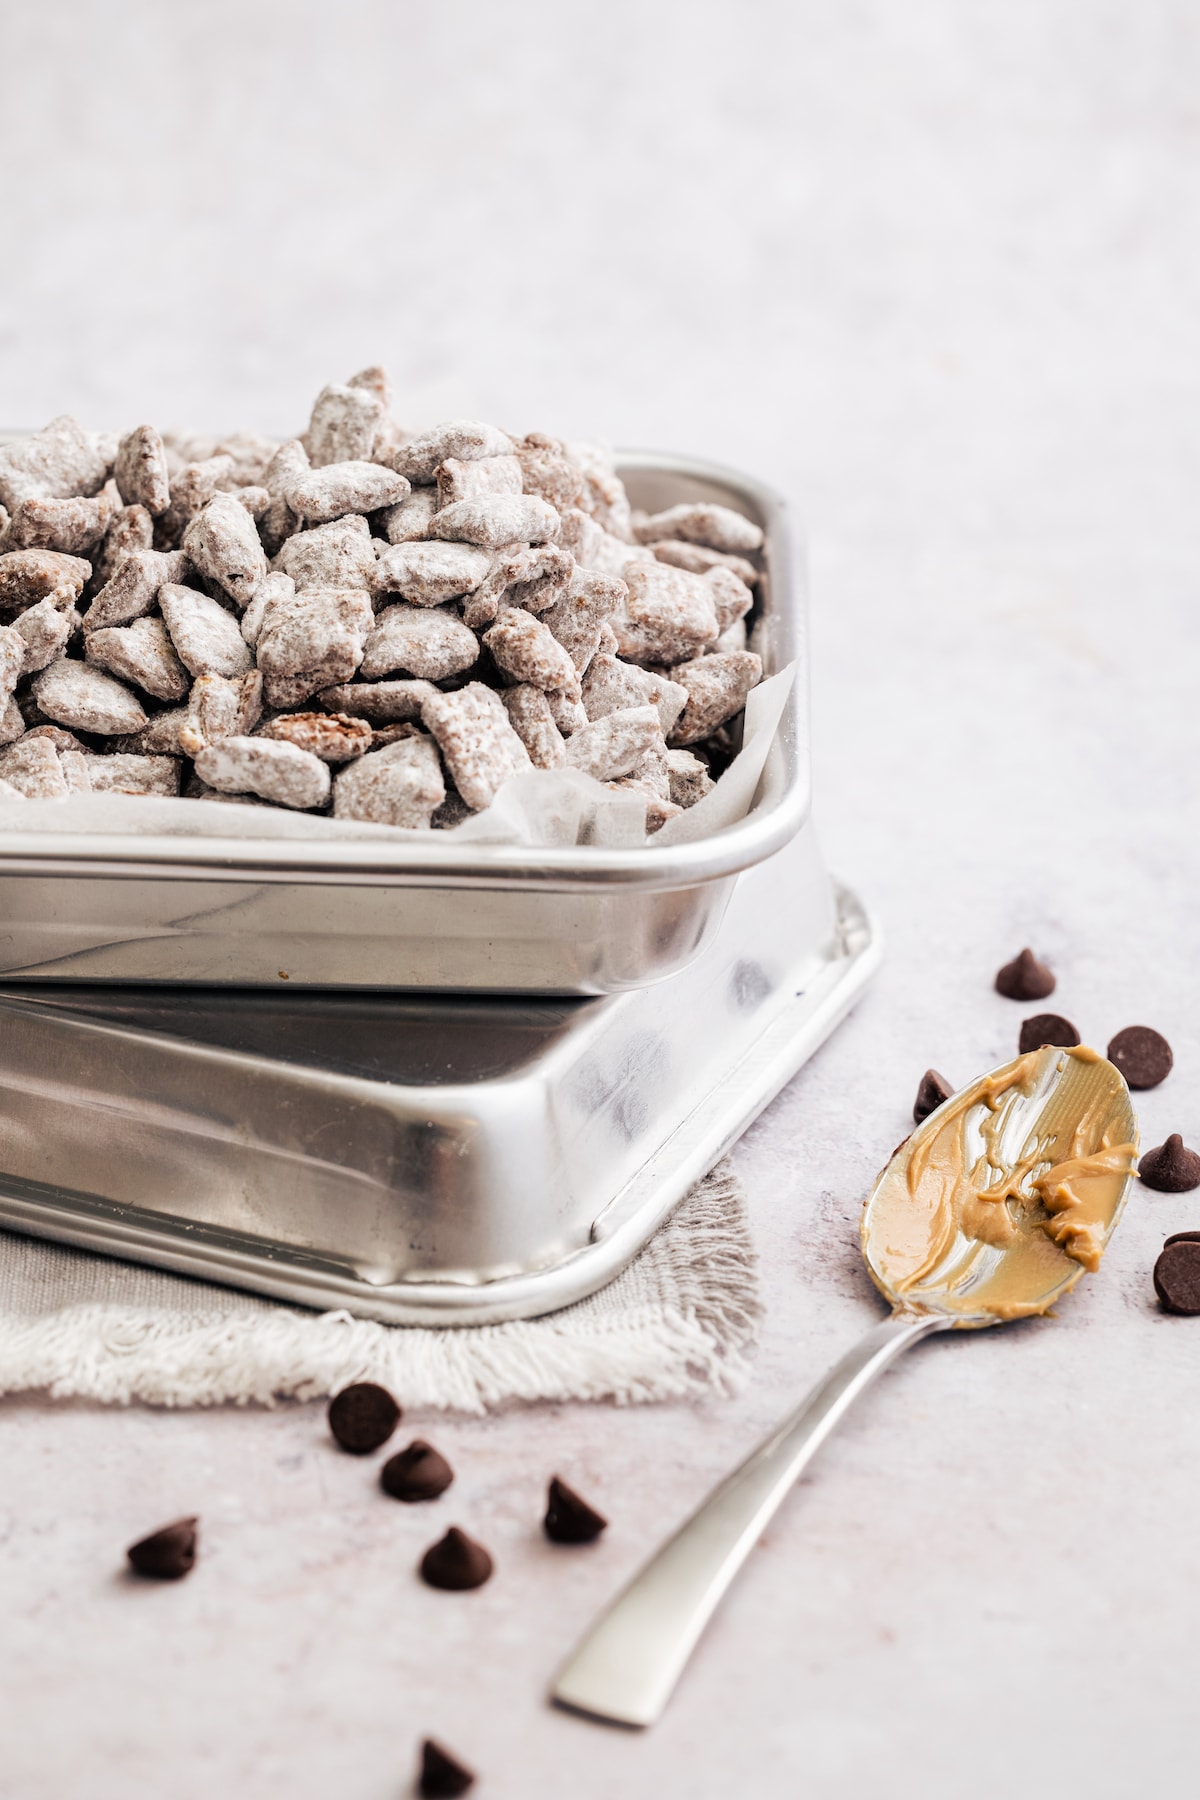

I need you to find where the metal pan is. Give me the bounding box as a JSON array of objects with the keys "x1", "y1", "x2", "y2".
[
  {"x1": 0, "y1": 452, "x2": 811, "y2": 993},
  {"x1": 0, "y1": 830, "x2": 879, "y2": 1324}
]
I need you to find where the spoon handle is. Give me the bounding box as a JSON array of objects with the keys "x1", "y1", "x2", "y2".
[{"x1": 551, "y1": 1311, "x2": 947, "y2": 1728}]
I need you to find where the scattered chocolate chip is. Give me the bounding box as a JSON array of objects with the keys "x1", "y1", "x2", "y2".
[
  {"x1": 381, "y1": 1439, "x2": 454, "y2": 1502},
  {"x1": 995, "y1": 948, "x2": 1056, "y2": 1001},
  {"x1": 913, "y1": 1068, "x2": 954, "y2": 1125},
  {"x1": 327, "y1": 1381, "x2": 401, "y2": 1455},
  {"x1": 419, "y1": 1526, "x2": 493, "y2": 1591},
  {"x1": 419, "y1": 1739, "x2": 476, "y2": 1798},
  {"x1": 1018, "y1": 1013, "x2": 1079, "y2": 1054},
  {"x1": 1153, "y1": 1239, "x2": 1200, "y2": 1314},
  {"x1": 544, "y1": 1475, "x2": 608, "y2": 1545},
  {"x1": 1107, "y1": 1025, "x2": 1173, "y2": 1091},
  {"x1": 126, "y1": 1517, "x2": 198, "y2": 1580},
  {"x1": 1139, "y1": 1135, "x2": 1200, "y2": 1193}
]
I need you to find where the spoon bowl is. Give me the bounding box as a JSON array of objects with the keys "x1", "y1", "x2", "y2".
[{"x1": 863, "y1": 1044, "x2": 1138, "y2": 1325}]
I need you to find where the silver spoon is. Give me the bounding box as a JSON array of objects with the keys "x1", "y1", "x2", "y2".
[{"x1": 551, "y1": 1044, "x2": 1138, "y2": 1728}]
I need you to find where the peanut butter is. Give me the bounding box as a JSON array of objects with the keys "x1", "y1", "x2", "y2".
[{"x1": 863, "y1": 1046, "x2": 1138, "y2": 1323}]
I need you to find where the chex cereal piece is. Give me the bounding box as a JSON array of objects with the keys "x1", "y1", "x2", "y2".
[
  {"x1": 483, "y1": 608, "x2": 579, "y2": 695},
  {"x1": 608, "y1": 776, "x2": 682, "y2": 833},
  {"x1": 317, "y1": 679, "x2": 435, "y2": 722},
  {"x1": 0, "y1": 697, "x2": 24, "y2": 745},
  {"x1": 113, "y1": 425, "x2": 171, "y2": 515},
  {"x1": 234, "y1": 485, "x2": 270, "y2": 518},
  {"x1": 561, "y1": 507, "x2": 653, "y2": 575},
  {"x1": 0, "y1": 550, "x2": 90, "y2": 612},
  {"x1": 391, "y1": 421, "x2": 515, "y2": 484},
  {"x1": 258, "y1": 711, "x2": 372, "y2": 763},
  {"x1": 86, "y1": 617, "x2": 190, "y2": 702},
  {"x1": 463, "y1": 545, "x2": 574, "y2": 629},
  {"x1": 500, "y1": 685, "x2": 566, "y2": 769},
  {"x1": 648, "y1": 540, "x2": 759, "y2": 587},
  {"x1": 159, "y1": 583, "x2": 252, "y2": 679},
  {"x1": 240, "y1": 570, "x2": 292, "y2": 649},
  {"x1": 92, "y1": 504, "x2": 155, "y2": 587},
  {"x1": 333, "y1": 735, "x2": 445, "y2": 827},
  {"x1": 0, "y1": 416, "x2": 109, "y2": 510},
  {"x1": 156, "y1": 455, "x2": 236, "y2": 548},
  {"x1": 562, "y1": 704, "x2": 664, "y2": 781},
  {"x1": 513, "y1": 433, "x2": 585, "y2": 511},
  {"x1": 0, "y1": 775, "x2": 25, "y2": 801},
  {"x1": 374, "y1": 541, "x2": 491, "y2": 606},
  {"x1": 273, "y1": 515, "x2": 376, "y2": 593},
  {"x1": 0, "y1": 736, "x2": 70, "y2": 798},
  {"x1": 715, "y1": 617, "x2": 747, "y2": 654},
  {"x1": 194, "y1": 735, "x2": 330, "y2": 810},
  {"x1": 665, "y1": 747, "x2": 715, "y2": 807},
  {"x1": 568, "y1": 441, "x2": 634, "y2": 539},
  {"x1": 378, "y1": 488, "x2": 438, "y2": 544},
  {"x1": 82, "y1": 753, "x2": 181, "y2": 796},
  {"x1": 178, "y1": 672, "x2": 263, "y2": 755},
  {"x1": 614, "y1": 562, "x2": 720, "y2": 664},
  {"x1": 420, "y1": 682, "x2": 531, "y2": 809},
  {"x1": 540, "y1": 569, "x2": 626, "y2": 672},
  {"x1": 284, "y1": 460, "x2": 409, "y2": 524},
  {"x1": 13, "y1": 598, "x2": 73, "y2": 671},
  {"x1": 60, "y1": 749, "x2": 92, "y2": 792},
  {"x1": 705, "y1": 564, "x2": 754, "y2": 632},
  {"x1": 632, "y1": 502, "x2": 763, "y2": 554},
  {"x1": 33, "y1": 659, "x2": 147, "y2": 735},
  {"x1": 112, "y1": 707, "x2": 189, "y2": 756},
  {"x1": 347, "y1": 364, "x2": 394, "y2": 409},
  {"x1": 437, "y1": 455, "x2": 523, "y2": 505},
  {"x1": 258, "y1": 439, "x2": 308, "y2": 554},
  {"x1": 581, "y1": 653, "x2": 688, "y2": 735},
  {"x1": 83, "y1": 549, "x2": 188, "y2": 633},
  {"x1": 361, "y1": 604, "x2": 479, "y2": 682},
  {"x1": 306, "y1": 383, "x2": 385, "y2": 467},
  {"x1": 0, "y1": 482, "x2": 120, "y2": 557},
  {"x1": 182, "y1": 493, "x2": 267, "y2": 606},
  {"x1": 255, "y1": 587, "x2": 373, "y2": 707},
  {"x1": 429, "y1": 494, "x2": 561, "y2": 551},
  {"x1": 24, "y1": 724, "x2": 84, "y2": 753},
  {"x1": 546, "y1": 689, "x2": 587, "y2": 735},
  {"x1": 0, "y1": 626, "x2": 26, "y2": 701},
  {"x1": 667, "y1": 651, "x2": 763, "y2": 745}
]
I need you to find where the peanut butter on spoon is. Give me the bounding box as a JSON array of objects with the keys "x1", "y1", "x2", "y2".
[{"x1": 864, "y1": 1045, "x2": 1138, "y2": 1323}]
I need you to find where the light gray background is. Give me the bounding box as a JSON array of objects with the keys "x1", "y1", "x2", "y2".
[{"x1": 2, "y1": 2, "x2": 1198, "y2": 1795}]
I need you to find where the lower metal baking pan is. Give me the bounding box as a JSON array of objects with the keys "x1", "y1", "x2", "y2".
[
  {"x1": 0, "y1": 830, "x2": 879, "y2": 1323},
  {"x1": 0, "y1": 451, "x2": 810, "y2": 994}
]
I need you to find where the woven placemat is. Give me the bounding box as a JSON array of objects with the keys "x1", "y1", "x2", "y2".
[{"x1": 0, "y1": 1163, "x2": 760, "y2": 1412}]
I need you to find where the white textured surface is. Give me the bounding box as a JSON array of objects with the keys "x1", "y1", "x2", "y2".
[{"x1": 2, "y1": 3, "x2": 1199, "y2": 1796}]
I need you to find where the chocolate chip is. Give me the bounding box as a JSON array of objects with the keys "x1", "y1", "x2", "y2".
[
  {"x1": 327, "y1": 1381, "x2": 401, "y2": 1455},
  {"x1": 381, "y1": 1439, "x2": 454, "y2": 1502},
  {"x1": 1154, "y1": 1239, "x2": 1200, "y2": 1314},
  {"x1": 419, "y1": 1526, "x2": 493, "y2": 1591},
  {"x1": 913, "y1": 1068, "x2": 954, "y2": 1125},
  {"x1": 544, "y1": 1476, "x2": 608, "y2": 1545},
  {"x1": 1018, "y1": 1013, "x2": 1079, "y2": 1054},
  {"x1": 1139, "y1": 1135, "x2": 1200, "y2": 1193},
  {"x1": 1107, "y1": 1025, "x2": 1173, "y2": 1090},
  {"x1": 995, "y1": 948, "x2": 1056, "y2": 1001},
  {"x1": 127, "y1": 1516, "x2": 198, "y2": 1580},
  {"x1": 419, "y1": 1739, "x2": 476, "y2": 1797}
]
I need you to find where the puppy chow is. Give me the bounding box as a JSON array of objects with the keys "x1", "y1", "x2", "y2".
[
  {"x1": 332, "y1": 734, "x2": 446, "y2": 827},
  {"x1": 0, "y1": 373, "x2": 766, "y2": 840}
]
